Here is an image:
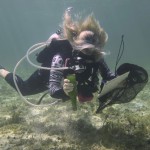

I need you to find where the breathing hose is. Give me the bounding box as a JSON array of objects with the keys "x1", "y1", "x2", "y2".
[{"x1": 13, "y1": 42, "x2": 69, "y2": 107}]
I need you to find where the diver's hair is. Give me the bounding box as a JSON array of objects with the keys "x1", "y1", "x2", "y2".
[{"x1": 62, "y1": 11, "x2": 108, "y2": 48}]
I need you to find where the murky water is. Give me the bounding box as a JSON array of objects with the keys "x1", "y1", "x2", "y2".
[{"x1": 0, "y1": 0, "x2": 149, "y2": 149}]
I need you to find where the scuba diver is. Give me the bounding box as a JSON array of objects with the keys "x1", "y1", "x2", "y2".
[
  {"x1": 0, "y1": 8, "x2": 115, "y2": 100},
  {"x1": 0, "y1": 8, "x2": 148, "y2": 112}
]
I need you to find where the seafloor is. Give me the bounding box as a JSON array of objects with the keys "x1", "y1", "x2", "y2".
[{"x1": 0, "y1": 71, "x2": 150, "y2": 150}]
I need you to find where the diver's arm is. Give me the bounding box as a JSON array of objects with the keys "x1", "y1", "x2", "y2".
[
  {"x1": 98, "y1": 59, "x2": 116, "y2": 94},
  {"x1": 99, "y1": 58, "x2": 116, "y2": 81},
  {"x1": 49, "y1": 54, "x2": 70, "y2": 100}
]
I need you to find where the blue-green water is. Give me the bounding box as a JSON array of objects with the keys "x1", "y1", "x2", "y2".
[
  {"x1": 0, "y1": 0, "x2": 150, "y2": 149},
  {"x1": 0, "y1": 0, "x2": 150, "y2": 70}
]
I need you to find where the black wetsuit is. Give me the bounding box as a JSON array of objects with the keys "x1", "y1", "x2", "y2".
[
  {"x1": 4, "y1": 53, "x2": 69, "y2": 100},
  {"x1": 4, "y1": 53, "x2": 115, "y2": 100}
]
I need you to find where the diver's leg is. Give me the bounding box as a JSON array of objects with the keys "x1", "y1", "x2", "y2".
[
  {"x1": 0, "y1": 68, "x2": 48, "y2": 96},
  {"x1": 0, "y1": 68, "x2": 10, "y2": 78},
  {"x1": 22, "y1": 69, "x2": 49, "y2": 95}
]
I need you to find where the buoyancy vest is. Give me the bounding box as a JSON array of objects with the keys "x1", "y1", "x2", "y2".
[{"x1": 36, "y1": 39, "x2": 73, "y2": 64}]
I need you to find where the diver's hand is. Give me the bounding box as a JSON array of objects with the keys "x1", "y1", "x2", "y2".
[{"x1": 63, "y1": 79, "x2": 74, "y2": 95}]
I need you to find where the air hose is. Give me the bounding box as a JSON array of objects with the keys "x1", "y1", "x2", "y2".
[{"x1": 13, "y1": 42, "x2": 69, "y2": 107}]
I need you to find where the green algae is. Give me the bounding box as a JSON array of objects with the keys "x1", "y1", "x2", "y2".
[{"x1": 66, "y1": 74, "x2": 77, "y2": 111}]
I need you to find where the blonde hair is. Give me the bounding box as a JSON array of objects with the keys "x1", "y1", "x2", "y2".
[{"x1": 62, "y1": 11, "x2": 108, "y2": 48}]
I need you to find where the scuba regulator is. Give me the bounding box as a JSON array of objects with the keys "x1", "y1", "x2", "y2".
[{"x1": 65, "y1": 48, "x2": 96, "y2": 74}]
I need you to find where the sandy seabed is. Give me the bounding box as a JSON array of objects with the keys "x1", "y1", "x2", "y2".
[{"x1": 0, "y1": 72, "x2": 150, "y2": 150}]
